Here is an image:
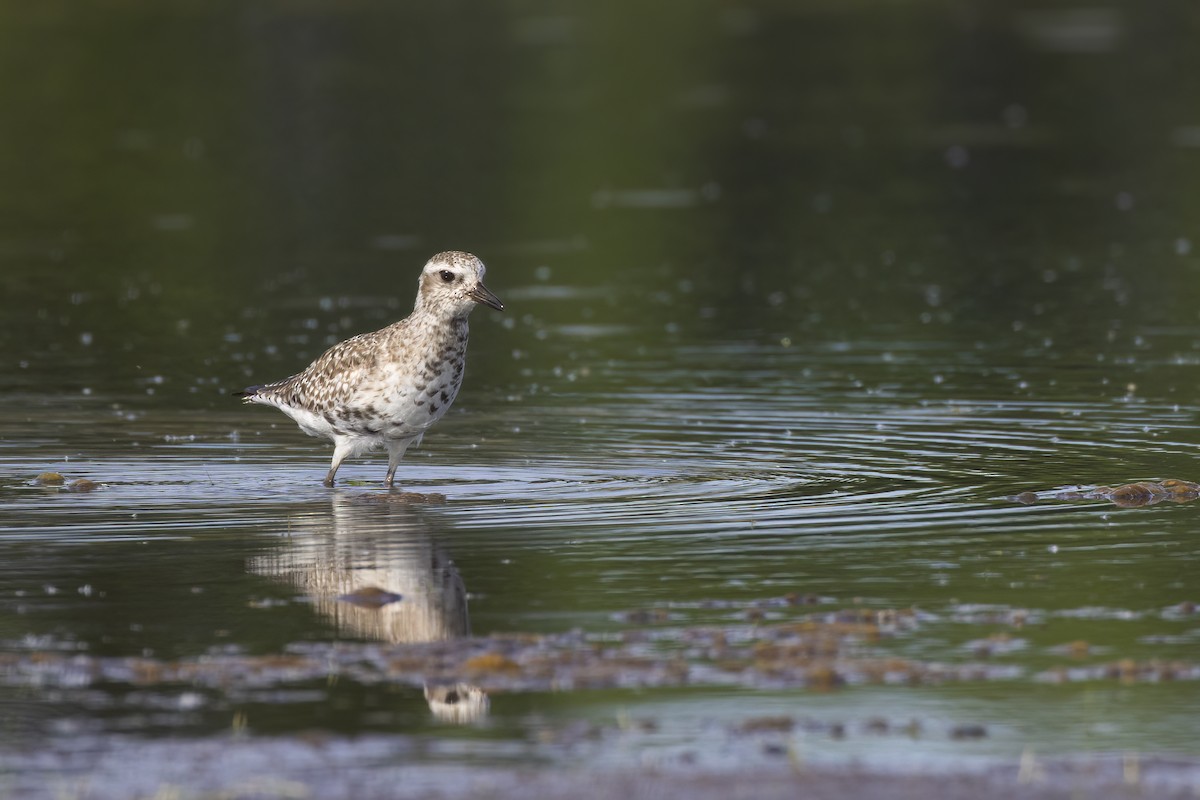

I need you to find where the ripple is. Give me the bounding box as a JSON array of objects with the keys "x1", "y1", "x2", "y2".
[{"x1": 4, "y1": 386, "x2": 1194, "y2": 549}]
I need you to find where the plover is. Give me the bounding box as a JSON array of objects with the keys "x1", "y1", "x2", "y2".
[{"x1": 237, "y1": 251, "x2": 503, "y2": 487}]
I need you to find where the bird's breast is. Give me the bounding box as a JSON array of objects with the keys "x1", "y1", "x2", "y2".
[{"x1": 363, "y1": 351, "x2": 465, "y2": 432}]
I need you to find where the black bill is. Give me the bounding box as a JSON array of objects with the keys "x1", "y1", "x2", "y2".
[{"x1": 468, "y1": 283, "x2": 504, "y2": 311}]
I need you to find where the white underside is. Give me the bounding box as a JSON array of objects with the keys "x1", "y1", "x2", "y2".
[{"x1": 270, "y1": 403, "x2": 426, "y2": 453}]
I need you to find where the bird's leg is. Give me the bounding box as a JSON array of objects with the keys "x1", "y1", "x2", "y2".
[
  {"x1": 325, "y1": 440, "x2": 355, "y2": 487},
  {"x1": 384, "y1": 440, "x2": 411, "y2": 489}
]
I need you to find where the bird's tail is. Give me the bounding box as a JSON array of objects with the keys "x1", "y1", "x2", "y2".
[{"x1": 233, "y1": 385, "x2": 263, "y2": 401}]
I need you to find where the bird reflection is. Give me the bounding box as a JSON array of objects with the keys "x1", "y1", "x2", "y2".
[
  {"x1": 248, "y1": 493, "x2": 488, "y2": 722},
  {"x1": 424, "y1": 682, "x2": 491, "y2": 724}
]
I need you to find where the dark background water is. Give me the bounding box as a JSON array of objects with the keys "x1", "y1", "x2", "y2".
[{"x1": 2, "y1": 1, "x2": 1200, "y2": 793}]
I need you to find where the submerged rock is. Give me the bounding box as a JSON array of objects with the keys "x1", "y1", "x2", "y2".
[
  {"x1": 351, "y1": 490, "x2": 447, "y2": 505},
  {"x1": 31, "y1": 473, "x2": 101, "y2": 492},
  {"x1": 1009, "y1": 479, "x2": 1200, "y2": 507},
  {"x1": 337, "y1": 586, "x2": 404, "y2": 609}
]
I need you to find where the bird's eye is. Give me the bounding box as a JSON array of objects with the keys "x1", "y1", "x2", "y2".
[{"x1": 439, "y1": 270, "x2": 455, "y2": 283}]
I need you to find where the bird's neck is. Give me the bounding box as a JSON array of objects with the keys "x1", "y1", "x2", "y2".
[{"x1": 410, "y1": 309, "x2": 468, "y2": 342}]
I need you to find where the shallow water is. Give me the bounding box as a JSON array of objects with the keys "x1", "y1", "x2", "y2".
[
  {"x1": 4, "y1": 333, "x2": 1199, "y2": 767},
  {"x1": 3, "y1": 1, "x2": 1200, "y2": 796}
]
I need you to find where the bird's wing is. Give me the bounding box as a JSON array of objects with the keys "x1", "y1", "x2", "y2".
[{"x1": 249, "y1": 331, "x2": 385, "y2": 412}]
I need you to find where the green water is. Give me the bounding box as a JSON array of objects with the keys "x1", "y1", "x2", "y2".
[{"x1": 2, "y1": 2, "x2": 1200, "y2": 796}]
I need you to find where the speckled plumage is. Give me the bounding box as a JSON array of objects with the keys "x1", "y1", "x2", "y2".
[{"x1": 238, "y1": 251, "x2": 503, "y2": 487}]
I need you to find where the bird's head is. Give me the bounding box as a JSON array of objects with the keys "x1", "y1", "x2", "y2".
[{"x1": 416, "y1": 251, "x2": 504, "y2": 318}]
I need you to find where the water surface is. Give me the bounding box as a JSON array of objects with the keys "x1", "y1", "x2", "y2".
[{"x1": 2, "y1": 1, "x2": 1200, "y2": 797}]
